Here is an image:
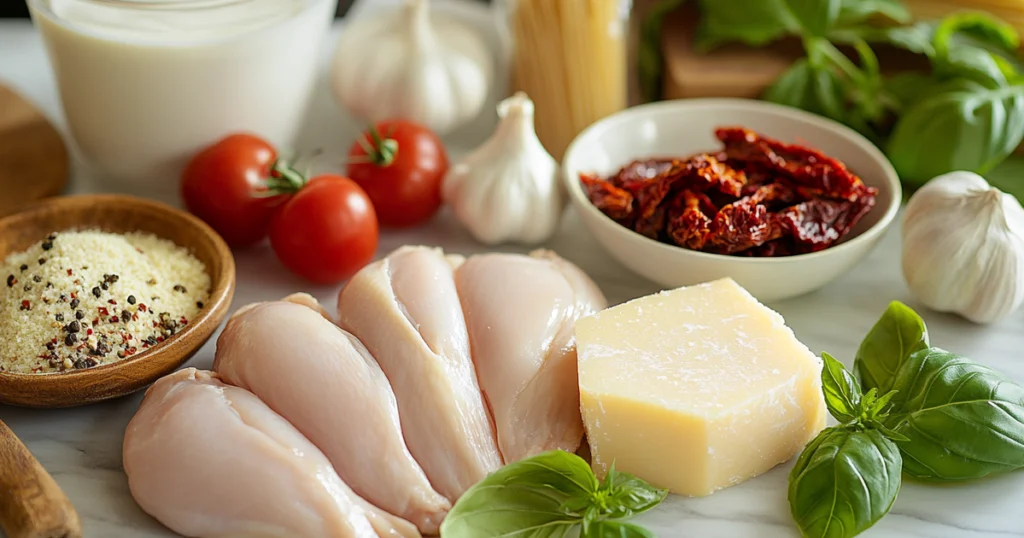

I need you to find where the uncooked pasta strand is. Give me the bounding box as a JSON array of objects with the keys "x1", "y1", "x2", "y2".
[{"x1": 510, "y1": 0, "x2": 628, "y2": 160}]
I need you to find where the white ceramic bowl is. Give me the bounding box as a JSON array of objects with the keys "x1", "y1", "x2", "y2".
[{"x1": 562, "y1": 98, "x2": 901, "y2": 302}]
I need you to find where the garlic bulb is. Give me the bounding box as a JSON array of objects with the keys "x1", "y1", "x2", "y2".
[
  {"x1": 442, "y1": 92, "x2": 563, "y2": 245},
  {"x1": 902, "y1": 171, "x2": 1024, "y2": 324},
  {"x1": 330, "y1": 0, "x2": 493, "y2": 135}
]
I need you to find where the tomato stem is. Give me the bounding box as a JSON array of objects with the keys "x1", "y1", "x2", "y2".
[
  {"x1": 358, "y1": 126, "x2": 400, "y2": 168},
  {"x1": 258, "y1": 157, "x2": 308, "y2": 197}
]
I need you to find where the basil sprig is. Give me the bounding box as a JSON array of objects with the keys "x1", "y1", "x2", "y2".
[
  {"x1": 856, "y1": 303, "x2": 1024, "y2": 481},
  {"x1": 792, "y1": 301, "x2": 1024, "y2": 538},
  {"x1": 789, "y1": 353, "x2": 905, "y2": 538},
  {"x1": 440, "y1": 450, "x2": 667, "y2": 538}
]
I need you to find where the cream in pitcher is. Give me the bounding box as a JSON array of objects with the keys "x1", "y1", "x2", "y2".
[{"x1": 28, "y1": 0, "x2": 337, "y2": 192}]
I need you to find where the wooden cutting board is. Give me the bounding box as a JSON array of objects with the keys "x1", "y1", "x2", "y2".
[
  {"x1": 0, "y1": 84, "x2": 69, "y2": 218},
  {"x1": 660, "y1": 5, "x2": 930, "y2": 101}
]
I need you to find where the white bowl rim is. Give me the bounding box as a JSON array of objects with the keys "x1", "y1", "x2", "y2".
[{"x1": 562, "y1": 98, "x2": 903, "y2": 265}]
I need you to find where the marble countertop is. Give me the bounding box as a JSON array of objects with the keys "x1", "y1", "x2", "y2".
[{"x1": 2, "y1": 10, "x2": 1024, "y2": 538}]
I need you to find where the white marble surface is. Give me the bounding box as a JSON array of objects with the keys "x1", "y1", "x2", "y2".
[{"x1": 2, "y1": 11, "x2": 1024, "y2": 538}]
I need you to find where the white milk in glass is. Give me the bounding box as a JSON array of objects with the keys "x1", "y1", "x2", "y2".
[{"x1": 29, "y1": 0, "x2": 337, "y2": 197}]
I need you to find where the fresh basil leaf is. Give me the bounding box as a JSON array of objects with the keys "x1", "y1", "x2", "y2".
[
  {"x1": 837, "y1": 0, "x2": 910, "y2": 26},
  {"x1": 821, "y1": 352, "x2": 862, "y2": 422},
  {"x1": 695, "y1": 0, "x2": 799, "y2": 51},
  {"x1": 763, "y1": 59, "x2": 848, "y2": 123},
  {"x1": 883, "y1": 72, "x2": 933, "y2": 112},
  {"x1": 854, "y1": 301, "x2": 930, "y2": 394},
  {"x1": 784, "y1": 0, "x2": 841, "y2": 37},
  {"x1": 440, "y1": 451, "x2": 597, "y2": 538},
  {"x1": 789, "y1": 426, "x2": 902, "y2": 538},
  {"x1": 885, "y1": 349, "x2": 1024, "y2": 481},
  {"x1": 638, "y1": 0, "x2": 686, "y2": 103},
  {"x1": 582, "y1": 520, "x2": 657, "y2": 538},
  {"x1": 597, "y1": 465, "x2": 668, "y2": 520},
  {"x1": 932, "y1": 11, "x2": 1020, "y2": 60},
  {"x1": 888, "y1": 78, "x2": 1024, "y2": 184}
]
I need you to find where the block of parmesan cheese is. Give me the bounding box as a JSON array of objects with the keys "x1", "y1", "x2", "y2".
[{"x1": 576, "y1": 278, "x2": 826, "y2": 497}]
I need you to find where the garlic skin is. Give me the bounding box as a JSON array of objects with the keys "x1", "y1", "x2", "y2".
[
  {"x1": 442, "y1": 92, "x2": 563, "y2": 246},
  {"x1": 330, "y1": 0, "x2": 493, "y2": 136},
  {"x1": 902, "y1": 171, "x2": 1024, "y2": 324}
]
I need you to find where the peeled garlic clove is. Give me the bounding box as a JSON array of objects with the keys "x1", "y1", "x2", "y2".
[
  {"x1": 330, "y1": 0, "x2": 493, "y2": 135},
  {"x1": 901, "y1": 171, "x2": 1024, "y2": 324},
  {"x1": 442, "y1": 92, "x2": 563, "y2": 246}
]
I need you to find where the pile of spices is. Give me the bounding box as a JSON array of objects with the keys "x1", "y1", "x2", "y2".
[{"x1": 0, "y1": 230, "x2": 210, "y2": 374}]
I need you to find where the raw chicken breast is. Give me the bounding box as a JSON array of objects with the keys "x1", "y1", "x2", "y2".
[
  {"x1": 214, "y1": 297, "x2": 450, "y2": 534},
  {"x1": 123, "y1": 368, "x2": 419, "y2": 538},
  {"x1": 455, "y1": 250, "x2": 607, "y2": 463},
  {"x1": 337, "y1": 246, "x2": 503, "y2": 502}
]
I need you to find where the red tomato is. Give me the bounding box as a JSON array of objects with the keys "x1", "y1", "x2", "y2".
[
  {"x1": 181, "y1": 134, "x2": 291, "y2": 248},
  {"x1": 269, "y1": 175, "x2": 379, "y2": 284},
  {"x1": 347, "y1": 120, "x2": 449, "y2": 228}
]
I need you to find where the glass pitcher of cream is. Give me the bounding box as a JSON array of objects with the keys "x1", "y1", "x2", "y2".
[{"x1": 28, "y1": 0, "x2": 337, "y2": 196}]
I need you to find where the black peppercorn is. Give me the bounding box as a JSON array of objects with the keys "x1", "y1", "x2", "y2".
[
  {"x1": 128, "y1": 295, "x2": 136, "y2": 305},
  {"x1": 45, "y1": 342, "x2": 55, "y2": 351},
  {"x1": 196, "y1": 301, "x2": 204, "y2": 308},
  {"x1": 32, "y1": 275, "x2": 41, "y2": 283},
  {"x1": 55, "y1": 313, "x2": 64, "y2": 322},
  {"x1": 19, "y1": 264, "x2": 27, "y2": 272},
  {"x1": 75, "y1": 310, "x2": 84, "y2": 320},
  {"x1": 173, "y1": 284, "x2": 187, "y2": 293},
  {"x1": 37, "y1": 257, "x2": 45, "y2": 265},
  {"x1": 5, "y1": 275, "x2": 14, "y2": 287},
  {"x1": 67, "y1": 320, "x2": 80, "y2": 333},
  {"x1": 101, "y1": 282, "x2": 109, "y2": 290},
  {"x1": 92, "y1": 286, "x2": 101, "y2": 298},
  {"x1": 70, "y1": 298, "x2": 80, "y2": 309},
  {"x1": 65, "y1": 333, "x2": 77, "y2": 346},
  {"x1": 41, "y1": 240, "x2": 53, "y2": 251}
]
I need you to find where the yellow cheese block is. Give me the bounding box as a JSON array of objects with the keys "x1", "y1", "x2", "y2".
[{"x1": 576, "y1": 278, "x2": 826, "y2": 497}]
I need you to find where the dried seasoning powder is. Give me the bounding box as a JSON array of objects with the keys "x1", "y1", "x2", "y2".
[{"x1": 0, "y1": 230, "x2": 210, "y2": 374}]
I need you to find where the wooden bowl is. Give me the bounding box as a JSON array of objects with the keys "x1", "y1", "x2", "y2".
[{"x1": 0, "y1": 195, "x2": 235, "y2": 408}]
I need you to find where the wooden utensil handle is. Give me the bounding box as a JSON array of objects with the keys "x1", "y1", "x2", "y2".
[{"x1": 0, "y1": 420, "x2": 82, "y2": 538}]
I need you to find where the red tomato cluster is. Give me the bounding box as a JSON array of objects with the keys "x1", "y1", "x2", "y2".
[{"x1": 181, "y1": 121, "x2": 448, "y2": 284}]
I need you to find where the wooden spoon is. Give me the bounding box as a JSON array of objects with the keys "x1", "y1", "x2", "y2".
[
  {"x1": 0, "y1": 84, "x2": 69, "y2": 218},
  {"x1": 0, "y1": 420, "x2": 82, "y2": 538}
]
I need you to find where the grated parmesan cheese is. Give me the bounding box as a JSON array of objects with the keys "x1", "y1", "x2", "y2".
[{"x1": 0, "y1": 230, "x2": 210, "y2": 374}]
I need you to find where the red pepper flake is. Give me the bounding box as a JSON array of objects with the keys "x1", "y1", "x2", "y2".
[
  {"x1": 108, "y1": 299, "x2": 117, "y2": 305},
  {"x1": 92, "y1": 319, "x2": 99, "y2": 327},
  {"x1": 66, "y1": 269, "x2": 73, "y2": 276},
  {"x1": 70, "y1": 292, "x2": 77, "y2": 299},
  {"x1": 86, "y1": 329, "x2": 93, "y2": 336},
  {"x1": 179, "y1": 316, "x2": 188, "y2": 325},
  {"x1": 139, "y1": 304, "x2": 147, "y2": 312},
  {"x1": 98, "y1": 307, "x2": 109, "y2": 316},
  {"x1": 109, "y1": 316, "x2": 118, "y2": 323},
  {"x1": 20, "y1": 300, "x2": 30, "y2": 311},
  {"x1": 156, "y1": 336, "x2": 164, "y2": 343},
  {"x1": 127, "y1": 347, "x2": 137, "y2": 355},
  {"x1": 128, "y1": 334, "x2": 134, "y2": 340},
  {"x1": 132, "y1": 314, "x2": 138, "y2": 321}
]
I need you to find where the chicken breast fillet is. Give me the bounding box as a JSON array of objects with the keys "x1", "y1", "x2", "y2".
[
  {"x1": 122, "y1": 368, "x2": 419, "y2": 538},
  {"x1": 337, "y1": 246, "x2": 503, "y2": 502},
  {"x1": 213, "y1": 297, "x2": 450, "y2": 534},
  {"x1": 454, "y1": 250, "x2": 608, "y2": 463}
]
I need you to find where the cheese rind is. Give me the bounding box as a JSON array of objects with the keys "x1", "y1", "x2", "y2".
[{"x1": 576, "y1": 278, "x2": 826, "y2": 497}]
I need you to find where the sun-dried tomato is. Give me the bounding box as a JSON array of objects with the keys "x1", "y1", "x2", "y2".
[
  {"x1": 579, "y1": 127, "x2": 878, "y2": 257},
  {"x1": 581, "y1": 174, "x2": 634, "y2": 221},
  {"x1": 716, "y1": 127, "x2": 876, "y2": 203}
]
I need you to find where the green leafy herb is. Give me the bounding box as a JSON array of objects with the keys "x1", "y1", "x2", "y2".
[
  {"x1": 884, "y1": 349, "x2": 1024, "y2": 481},
  {"x1": 887, "y1": 79, "x2": 1024, "y2": 184},
  {"x1": 440, "y1": 451, "x2": 667, "y2": 538},
  {"x1": 854, "y1": 301, "x2": 929, "y2": 394},
  {"x1": 790, "y1": 353, "x2": 905, "y2": 538},
  {"x1": 836, "y1": 0, "x2": 910, "y2": 27},
  {"x1": 764, "y1": 58, "x2": 847, "y2": 123},
  {"x1": 785, "y1": 0, "x2": 841, "y2": 37},
  {"x1": 789, "y1": 426, "x2": 902, "y2": 538},
  {"x1": 694, "y1": 0, "x2": 799, "y2": 51}
]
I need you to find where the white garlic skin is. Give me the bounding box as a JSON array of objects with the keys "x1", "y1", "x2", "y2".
[
  {"x1": 902, "y1": 171, "x2": 1024, "y2": 324},
  {"x1": 330, "y1": 0, "x2": 493, "y2": 135},
  {"x1": 442, "y1": 92, "x2": 563, "y2": 246}
]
